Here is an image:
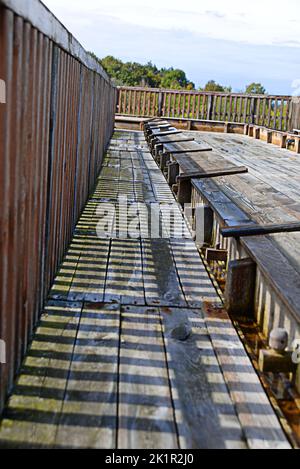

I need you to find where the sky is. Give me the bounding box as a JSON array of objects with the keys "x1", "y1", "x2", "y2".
[{"x1": 43, "y1": 0, "x2": 300, "y2": 94}]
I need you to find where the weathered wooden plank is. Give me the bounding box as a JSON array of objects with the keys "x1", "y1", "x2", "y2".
[
  {"x1": 0, "y1": 300, "x2": 82, "y2": 448},
  {"x1": 202, "y1": 304, "x2": 291, "y2": 449},
  {"x1": 68, "y1": 237, "x2": 110, "y2": 303},
  {"x1": 177, "y1": 166, "x2": 248, "y2": 181},
  {"x1": 141, "y1": 239, "x2": 186, "y2": 307},
  {"x1": 156, "y1": 136, "x2": 195, "y2": 144},
  {"x1": 104, "y1": 239, "x2": 145, "y2": 305},
  {"x1": 118, "y1": 305, "x2": 178, "y2": 449},
  {"x1": 162, "y1": 141, "x2": 212, "y2": 154},
  {"x1": 160, "y1": 307, "x2": 246, "y2": 449},
  {"x1": 170, "y1": 239, "x2": 221, "y2": 307},
  {"x1": 55, "y1": 303, "x2": 120, "y2": 448}
]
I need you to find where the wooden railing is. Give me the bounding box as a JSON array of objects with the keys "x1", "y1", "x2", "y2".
[
  {"x1": 0, "y1": 0, "x2": 116, "y2": 410},
  {"x1": 117, "y1": 86, "x2": 295, "y2": 132}
]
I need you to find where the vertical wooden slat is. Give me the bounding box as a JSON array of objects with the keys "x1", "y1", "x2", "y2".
[
  {"x1": 279, "y1": 99, "x2": 284, "y2": 131},
  {"x1": 262, "y1": 97, "x2": 266, "y2": 127},
  {"x1": 237, "y1": 97, "x2": 242, "y2": 122},
  {"x1": 222, "y1": 96, "x2": 227, "y2": 121},
  {"x1": 0, "y1": 3, "x2": 116, "y2": 413},
  {"x1": 200, "y1": 94, "x2": 205, "y2": 119},
  {"x1": 273, "y1": 98, "x2": 278, "y2": 129}
]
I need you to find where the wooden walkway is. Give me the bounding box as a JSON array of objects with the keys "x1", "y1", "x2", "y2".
[{"x1": 0, "y1": 130, "x2": 291, "y2": 449}]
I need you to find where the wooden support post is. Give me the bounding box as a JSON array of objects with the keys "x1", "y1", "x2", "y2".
[
  {"x1": 224, "y1": 258, "x2": 256, "y2": 317},
  {"x1": 244, "y1": 124, "x2": 249, "y2": 135},
  {"x1": 254, "y1": 126, "x2": 260, "y2": 139},
  {"x1": 224, "y1": 122, "x2": 229, "y2": 133},
  {"x1": 248, "y1": 125, "x2": 254, "y2": 137},
  {"x1": 160, "y1": 152, "x2": 170, "y2": 171},
  {"x1": 203, "y1": 205, "x2": 214, "y2": 245},
  {"x1": 280, "y1": 134, "x2": 287, "y2": 149},
  {"x1": 295, "y1": 137, "x2": 300, "y2": 154},
  {"x1": 177, "y1": 179, "x2": 192, "y2": 206},
  {"x1": 154, "y1": 143, "x2": 163, "y2": 159},
  {"x1": 186, "y1": 120, "x2": 192, "y2": 130},
  {"x1": 267, "y1": 130, "x2": 272, "y2": 144},
  {"x1": 207, "y1": 95, "x2": 213, "y2": 120},
  {"x1": 167, "y1": 161, "x2": 179, "y2": 186},
  {"x1": 158, "y1": 91, "x2": 163, "y2": 117}
]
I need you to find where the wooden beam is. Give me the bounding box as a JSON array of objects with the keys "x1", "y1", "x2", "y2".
[
  {"x1": 224, "y1": 258, "x2": 256, "y2": 317},
  {"x1": 147, "y1": 124, "x2": 171, "y2": 130},
  {"x1": 164, "y1": 147, "x2": 212, "y2": 154},
  {"x1": 221, "y1": 222, "x2": 300, "y2": 238},
  {"x1": 158, "y1": 137, "x2": 195, "y2": 144},
  {"x1": 177, "y1": 166, "x2": 248, "y2": 182},
  {"x1": 153, "y1": 130, "x2": 182, "y2": 137}
]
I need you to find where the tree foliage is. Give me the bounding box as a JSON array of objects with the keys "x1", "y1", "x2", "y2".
[
  {"x1": 245, "y1": 82, "x2": 266, "y2": 95},
  {"x1": 91, "y1": 54, "x2": 195, "y2": 90},
  {"x1": 90, "y1": 54, "x2": 267, "y2": 95},
  {"x1": 198, "y1": 80, "x2": 232, "y2": 93}
]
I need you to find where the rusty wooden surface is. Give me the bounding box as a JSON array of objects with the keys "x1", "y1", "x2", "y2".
[{"x1": 0, "y1": 1, "x2": 116, "y2": 412}]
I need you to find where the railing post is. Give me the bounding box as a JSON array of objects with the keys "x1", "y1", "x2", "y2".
[
  {"x1": 116, "y1": 87, "x2": 120, "y2": 114},
  {"x1": 207, "y1": 94, "x2": 214, "y2": 120},
  {"x1": 158, "y1": 90, "x2": 163, "y2": 117},
  {"x1": 250, "y1": 97, "x2": 256, "y2": 124},
  {"x1": 289, "y1": 96, "x2": 300, "y2": 132}
]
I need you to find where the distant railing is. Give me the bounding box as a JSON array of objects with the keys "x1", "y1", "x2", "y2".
[
  {"x1": 117, "y1": 86, "x2": 295, "y2": 132},
  {"x1": 0, "y1": 0, "x2": 116, "y2": 411}
]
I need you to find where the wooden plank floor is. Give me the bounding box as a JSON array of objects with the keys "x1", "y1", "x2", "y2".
[
  {"x1": 189, "y1": 131, "x2": 300, "y2": 275},
  {"x1": 0, "y1": 130, "x2": 290, "y2": 449}
]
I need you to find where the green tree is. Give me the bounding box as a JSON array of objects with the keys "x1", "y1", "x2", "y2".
[
  {"x1": 90, "y1": 54, "x2": 195, "y2": 90},
  {"x1": 204, "y1": 80, "x2": 226, "y2": 92},
  {"x1": 160, "y1": 68, "x2": 194, "y2": 90},
  {"x1": 245, "y1": 82, "x2": 266, "y2": 95},
  {"x1": 202, "y1": 80, "x2": 232, "y2": 92}
]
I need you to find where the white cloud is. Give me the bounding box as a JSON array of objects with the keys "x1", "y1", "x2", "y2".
[{"x1": 44, "y1": 0, "x2": 300, "y2": 47}]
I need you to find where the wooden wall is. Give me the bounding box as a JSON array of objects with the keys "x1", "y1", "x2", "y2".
[{"x1": 0, "y1": 0, "x2": 117, "y2": 411}]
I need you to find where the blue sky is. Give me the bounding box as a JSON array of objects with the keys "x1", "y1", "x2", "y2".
[{"x1": 44, "y1": 0, "x2": 300, "y2": 94}]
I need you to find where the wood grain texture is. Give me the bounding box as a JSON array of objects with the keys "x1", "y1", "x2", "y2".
[{"x1": 0, "y1": 129, "x2": 290, "y2": 449}]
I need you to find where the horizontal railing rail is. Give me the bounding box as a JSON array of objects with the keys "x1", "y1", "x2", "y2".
[
  {"x1": 0, "y1": 0, "x2": 116, "y2": 411},
  {"x1": 117, "y1": 86, "x2": 297, "y2": 132}
]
